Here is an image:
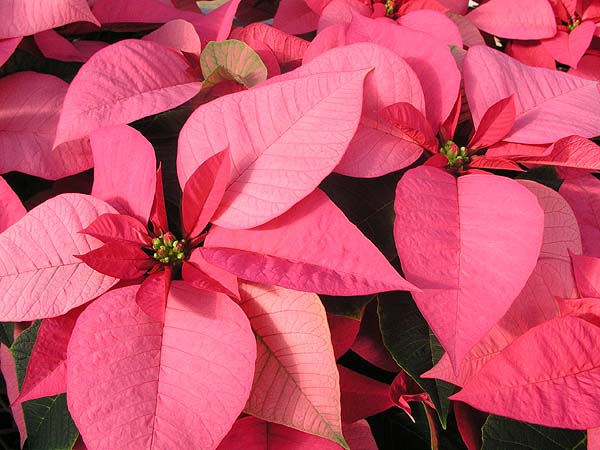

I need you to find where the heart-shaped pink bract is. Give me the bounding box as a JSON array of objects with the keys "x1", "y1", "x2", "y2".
[
  {"x1": 67, "y1": 282, "x2": 256, "y2": 450},
  {"x1": 394, "y1": 166, "x2": 544, "y2": 369}
]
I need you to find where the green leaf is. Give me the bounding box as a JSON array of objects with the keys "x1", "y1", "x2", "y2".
[
  {"x1": 321, "y1": 172, "x2": 403, "y2": 266},
  {"x1": 481, "y1": 416, "x2": 587, "y2": 450},
  {"x1": 320, "y1": 294, "x2": 374, "y2": 320},
  {"x1": 0, "y1": 322, "x2": 14, "y2": 347},
  {"x1": 200, "y1": 40, "x2": 267, "y2": 89},
  {"x1": 22, "y1": 395, "x2": 79, "y2": 450},
  {"x1": 9, "y1": 321, "x2": 79, "y2": 450},
  {"x1": 378, "y1": 292, "x2": 453, "y2": 428},
  {"x1": 10, "y1": 321, "x2": 41, "y2": 388}
]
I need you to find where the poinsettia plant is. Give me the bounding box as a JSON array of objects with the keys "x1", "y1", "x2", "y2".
[{"x1": 2, "y1": 0, "x2": 600, "y2": 449}]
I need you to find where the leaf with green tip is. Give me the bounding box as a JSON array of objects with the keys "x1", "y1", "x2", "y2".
[
  {"x1": 378, "y1": 291, "x2": 453, "y2": 427},
  {"x1": 10, "y1": 322, "x2": 79, "y2": 450},
  {"x1": 239, "y1": 281, "x2": 347, "y2": 449},
  {"x1": 481, "y1": 416, "x2": 587, "y2": 450},
  {"x1": 201, "y1": 39, "x2": 268, "y2": 89}
]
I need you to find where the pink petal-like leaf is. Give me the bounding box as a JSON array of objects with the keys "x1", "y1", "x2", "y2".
[
  {"x1": 464, "y1": 45, "x2": 600, "y2": 144},
  {"x1": 424, "y1": 257, "x2": 569, "y2": 386},
  {"x1": 273, "y1": 0, "x2": 320, "y2": 35},
  {"x1": 54, "y1": 40, "x2": 202, "y2": 147},
  {"x1": 91, "y1": 125, "x2": 156, "y2": 224},
  {"x1": 0, "y1": 177, "x2": 25, "y2": 233},
  {"x1": 18, "y1": 305, "x2": 85, "y2": 403},
  {"x1": 80, "y1": 213, "x2": 151, "y2": 246},
  {"x1": 451, "y1": 316, "x2": 600, "y2": 429},
  {"x1": 570, "y1": 54, "x2": 600, "y2": 80},
  {"x1": 541, "y1": 20, "x2": 596, "y2": 68},
  {"x1": 177, "y1": 67, "x2": 369, "y2": 229},
  {"x1": 327, "y1": 314, "x2": 360, "y2": 359},
  {"x1": 182, "y1": 149, "x2": 230, "y2": 238},
  {"x1": 390, "y1": 371, "x2": 434, "y2": 421},
  {"x1": 239, "y1": 282, "x2": 346, "y2": 447},
  {"x1": 571, "y1": 254, "x2": 600, "y2": 298},
  {"x1": 271, "y1": 42, "x2": 427, "y2": 177},
  {"x1": 67, "y1": 282, "x2": 255, "y2": 450},
  {"x1": 34, "y1": 30, "x2": 106, "y2": 62},
  {"x1": 466, "y1": 0, "x2": 556, "y2": 39},
  {"x1": 517, "y1": 135, "x2": 600, "y2": 171},
  {"x1": 352, "y1": 302, "x2": 400, "y2": 372},
  {"x1": 486, "y1": 141, "x2": 552, "y2": 158},
  {"x1": 217, "y1": 417, "x2": 376, "y2": 450},
  {"x1": 398, "y1": 10, "x2": 462, "y2": 47},
  {"x1": 467, "y1": 96, "x2": 516, "y2": 151},
  {"x1": 203, "y1": 189, "x2": 416, "y2": 295},
  {"x1": 454, "y1": 403, "x2": 487, "y2": 450},
  {"x1": 0, "y1": 0, "x2": 99, "y2": 39},
  {"x1": 236, "y1": 23, "x2": 309, "y2": 67},
  {"x1": 558, "y1": 297, "x2": 600, "y2": 323},
  {"x1": 518, "y1": 180, "x2": 582, "y2": 261},
  {"x1": 142, "y1": 19, "x2": 202, "y2": 55},
  {"x1": 560, "y1": 174, "x2": 600, "y2": 258},
  {"x1": 0, "y1": 194, "x2": 118, "y2": 321},
  {"x1": 0, "y1": 72, "x2": 93, "y2": 180},
  {"x1": 378, "y1": 102, "x2": 438, "y2": 153},
  {"x1": 338, "y1": 365, "x2": 394, "y2": 423},
  {"x1": 346, "y1": 13, "x2": 461, "y2": 131},
  {"x1": 0, "y1": 37, "x2": 22, "y2": 67},
  {"x1": 506, "y1": 39, "x2": 556, "y2": 69},
  {"x1": 182, "y1": 250, "x2": 240, "y2": 300},
  {"x1": 590, "y1": 428, "x2": 600, "y2": 450},
  {"x1": 92, "y1": 0, "x2": 240, "y2": 41},
  {"x1": 76, "y1": 241, "x2": 154, "y2": 279},
  {"x1": 446, "y1": 12, "x2": 485, "y2": 47},
  {"x1": 467, "y1": 156, "x2": 525, "y2": 171},
  {"x1": 142, "y1": 19, "x2": 201, "y2": 54},
  {"x1": 394, "y1": 166, "x2": 544, "y2": 368}
]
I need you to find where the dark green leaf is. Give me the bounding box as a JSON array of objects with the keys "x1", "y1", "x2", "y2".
[
  {"x1": 378, "y1": 292, "x2": 454, "y2": 427},
  {"x1": 10, "y1": 321, "x2": 41, "y2": 388},
  {"x1": 481, "y1": 416, "x2": 587, "y2": 450},
  {"x1": 0, "y1": 322, "x2": 14, "y2": 347},
  {"x1": 22, "y1": 395, "x2": 79, "y2": 450},
  {"x1": 320, "y1": 172, "x2": 404, "y2": 268},
  {"x1": 10, "y1": 321, "x2": 79, "y2": 450},
  {"x1": 320, "y1": 294, "x2": 374, "y2": 320}
]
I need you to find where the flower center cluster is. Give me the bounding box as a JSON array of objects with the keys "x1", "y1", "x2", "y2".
[
  {"x1": 440, "y1": 140, "x2": 469, "y2": 169},
  {"x1": 567, "y1": 14, "x2": 582, "y2": 31},
  {"x1": 384, "y1": 0, "x2": 397, "y2": 17},
  {"x1": 152, "y1": 232, "x2": 187, "y2": 265}
]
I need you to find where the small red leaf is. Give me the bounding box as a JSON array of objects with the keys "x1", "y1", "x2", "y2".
[
  {"x1": 135, "y1": 270, "x2": 170, "y2": 322},
  {"x1": 81, "y1": 213, "x2": 151, "y2": 246},
  {"x1": 467, "y1": 95, "x2": 516, "y2": 151},
  {"x1": 182, "y1": 149, "x2": 230, "y2": 239},
  {"x1": 182, "y1": 250, "x2": 240, "y2": 300},
  {"x1": 0, "y1": 176, "x2": 25, "y2": 233},
  {"x1": 77, "y1": 241, "x2": 153, "y2": 280}
]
